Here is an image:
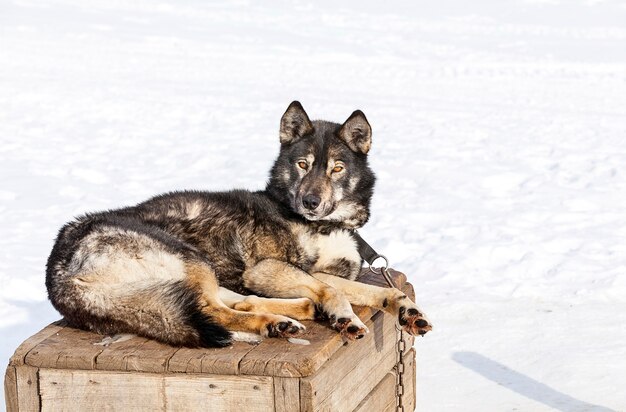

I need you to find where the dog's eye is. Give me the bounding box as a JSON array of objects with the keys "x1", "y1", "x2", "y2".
[
  {"x1": 297, "y1": 161, "x2": 308, "y2": 170},
  {"x1": 332, "y1": 165, "x2": 344, "y2": 173}
]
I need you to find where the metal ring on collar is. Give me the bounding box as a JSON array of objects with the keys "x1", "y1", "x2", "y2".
[{"x1": 368, "y1": 254, "x2": 389, "y2": 273}]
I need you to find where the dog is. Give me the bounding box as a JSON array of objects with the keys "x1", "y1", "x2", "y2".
[{"x1": 45, "y1": 101, "x2": 432, "y2": 347}]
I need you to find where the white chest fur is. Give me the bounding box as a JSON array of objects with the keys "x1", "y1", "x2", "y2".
[{"x1": 295, "y1": 228, "x2": 361, "y2": 277}]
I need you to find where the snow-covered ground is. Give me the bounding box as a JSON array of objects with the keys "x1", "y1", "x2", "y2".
[{"x1": 1, "y1": 0, "x2": 625, "y2": 410}]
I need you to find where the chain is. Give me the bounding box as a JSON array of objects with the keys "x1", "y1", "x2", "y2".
[
  {"x1": 396, "y1": 327, "x2": 406, "y2": 412},
  {"x1": 370, "y1": 260, "x2": 406, "y2": 412}
]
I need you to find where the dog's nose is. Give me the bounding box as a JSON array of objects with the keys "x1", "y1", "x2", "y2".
[{"x1": 302, "y1": 194, "x2": 321, "y2": 210}]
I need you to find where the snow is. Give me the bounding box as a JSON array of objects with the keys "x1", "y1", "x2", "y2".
[{"x1": 1, "y1": 0, "x2": 626, "y2": 410}]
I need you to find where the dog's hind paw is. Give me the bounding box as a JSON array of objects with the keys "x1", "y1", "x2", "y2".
[
  {"x1": 263, "y1": 316, "x2": 306, "y2": 339},
  {"x1": 331, "y1": 315, "x2": 369, "y2": 341}
]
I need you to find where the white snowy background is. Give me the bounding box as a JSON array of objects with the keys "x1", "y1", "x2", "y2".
[{"x1": 1, "y1": 0, "x2": 625, "y2": 410}]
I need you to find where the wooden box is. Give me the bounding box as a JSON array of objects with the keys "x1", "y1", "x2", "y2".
[{"x1": 5, "y1": 270, "x2": 416, "y2": 412}]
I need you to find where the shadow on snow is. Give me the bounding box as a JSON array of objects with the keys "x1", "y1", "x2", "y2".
[{"x1": 452, "y1": 351, "x2": 615, "y2": 412}]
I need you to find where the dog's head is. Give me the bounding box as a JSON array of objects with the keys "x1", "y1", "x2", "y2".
[{"x1": 267, "y1": 101, "x2": 376, "y2": 228}]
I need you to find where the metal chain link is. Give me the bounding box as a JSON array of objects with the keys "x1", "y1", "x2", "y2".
[
  {"x1": 370, "y1": 258, "x2": 406, "y2": 412},
  {"x1": 396, "y1": 327, "x2": 406, "y2": 412}
]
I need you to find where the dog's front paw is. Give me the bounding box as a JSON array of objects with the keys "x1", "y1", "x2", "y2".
[
  {"x1": 398, "y1": 304, "x2": 432, "y2": 336},
  {"x1": 330, "y1": 314, "x2": 369, "y2": 341},
  {"x1": 384, "y1": 290, "x2": 432, "y2": 336},
  {"x1": 263, "y1": 316, "x2": 306, "y2": 339}
]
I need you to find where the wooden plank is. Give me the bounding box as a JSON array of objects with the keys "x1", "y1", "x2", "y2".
[
  {"x1": 238, "y1": 318, "x2": 342, "y2": 378},
  {"x1": 274, "y1": 377, "x2": 300, "y2": 412},
  {"x1": 94, "y1": 336, "x2": 150, "y2": 371},
  {"x1": 165, "y1": 373, "x2": 274, "y2": 412},
  {"x1": 361, "y1": 349, "x2": 416, "y2": 412},
  {"x1": 238, "y1": 303, "x2": 376, "y2": 377},
  {"x1": 15, "y1": 365, "x2": 40, "y2": 412},
  {"x1": 300, "y1": 310, "x2": 398, "y2": 412},
  {"x1": 4, "y1": 365, "x2": 18, "y2": 412},
  {"x1": 112, "y1": 338, "x2": 179, "y2": 373},
  {"x1": 402, "y1": 278, "x2": 415, "y2": 298},
  {"x1": 25, "y1": 326, "x2": 104, "y2": 370},
  {"x1": 352, "y1": 348, "x2": 416, "y2": 412},
  {"x1": 9, "y1": 320, "x2": 66, "y2": 367},
  {"x1": 353, "y1": 372, "x2": 396, "y2": 412},
  {"x1": 312, "y1": 348, "x2": 396, "y2": 412},
  {"x1": 26, "y1": 325, "x2": 177, "y2": 373},
  {"x1": 39, "y1": 369, "x2": 165, "y2": 411},
  {"x1": 38, "y1": 369, "x2": 274, "y2": 412},
  {"x1": 166, "y1": 346, "x2": 207, "y2": 373},
  {"x1": 404, "y1": 349, "x2": 417, "y2": 412},
  {"x1": 168, "y1": 341, "x2": 258, "y2": 375}
]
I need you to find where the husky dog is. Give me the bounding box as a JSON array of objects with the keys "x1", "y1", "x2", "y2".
[{"x1": 46, "y1": 102, "x2": 432, "y2": 347}]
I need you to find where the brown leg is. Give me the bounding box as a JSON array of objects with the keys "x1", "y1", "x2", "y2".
[
  {"x1": 242, "y1": 259, "x2": 368, "y2": 340},
  {"x1": 185, "y1": 262, "x2": 306, "y2": 338},
  {"x1": 311, "y1": 272, "x2": 432, "y2": 336}
]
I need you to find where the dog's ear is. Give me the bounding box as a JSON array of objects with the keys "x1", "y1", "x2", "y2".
[
  {"x1": 279, "y1": 101, "x2": 314, "y2": 144},
  {"x1": 338, "y1": 110, "x2": 372, "y2": 154}
]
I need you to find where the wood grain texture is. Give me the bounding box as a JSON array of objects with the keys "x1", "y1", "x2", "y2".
[
  {"x1": 116, "y1": 338, "x2": 179, "y2": 373},
  {"x1": 404, "y1": 349, "x2": 417, "y2": 412},
  {"x1": 15, "y1": 365, "x2": 40, "y2": 412},
  {"x1": 39, "y1": 369, "x2": 165, "y2": 411},
  {"x1": 238, "y1": 303, "x2": 379, "y2": 378},
  {"x1": 353, "y1": 372, "x2": 396, "y2": 412},
  {"x1": 94, "y1": 336, "x2": 150, "y2": 371},
  {"x1": 166, "y1": 373, "x2": 274, "y2": 412},
  {"x1": 300, "y1": 310, "x2": 398, "y2": 412},
  {"x1": 9, "y1": 320, "x2": 66, "y2": 367},
  {"x1": 353, "y1": 349, "x2": 416, "y2": 412},
  {"x1": 26, "y1": 326, "x2": 104, "y2": 370},
  {"x1": 274, "y1": 377, "x2": 300, "y2": 412},
  {"x1": 39, "y1": 369, "x2": 274, "y2": 412},
  {"x1": 26, "y1": 326, "x2": 179, "y2": 372},
  {"x1": 4, "y1": 365, "x2": 18, "y2": 412},
  {"x1": 167, "y1": 341, "x2": 258, "y2": 375},
  {"x1": 238, "y1": 319, "x2": 341, "y2": 378}
]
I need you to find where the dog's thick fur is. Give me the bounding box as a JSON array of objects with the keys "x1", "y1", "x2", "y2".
[{"x1": 46, "y1": 101, "x2": 431, "y2": 347}]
